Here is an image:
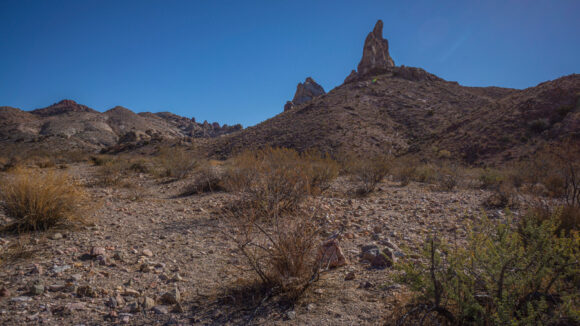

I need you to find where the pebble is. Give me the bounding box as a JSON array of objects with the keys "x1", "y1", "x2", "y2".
[
  {"x1": 50, "y1": 233, "x2": 63, "y2": 240},
  {"x1": 153, "y1": 305, "x2": 169, "y2": 314},
  {"x1": 286, "y1": 310, "x2": 296, "y2": 320},
  {"x1": 10, "y1": 296, "x2": 32, "y2": 302},
  {"x1": 160, "y1": 287, "x2": 180, "y2": 304},
  {"x1": 90, "y1": 247, "x2": 106, "y2": 257},
  {"x1": 123, "y1": 289, "x2": 140, "y2": 297},
  {"x1": 52, "y1": 265, "x2": 71, "y2": 274},
  {"x1": 345, "y1": 272, "x2": 356, "y2": 281},
  {"x1": 142, "y1": 249, "x2": 153, "y2": 257}
]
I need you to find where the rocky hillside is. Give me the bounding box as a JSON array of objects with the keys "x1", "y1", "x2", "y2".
[
  {"x1": 209, "y1": 20, "x2": 580, "y2": 163},
  {"x1": 0, "y1": 100, "x2": 242, "y2": 153}
]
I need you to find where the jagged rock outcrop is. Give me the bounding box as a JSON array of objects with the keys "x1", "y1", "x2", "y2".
[
  {"x1": 284, "y1": 77, "x2": 325, "y2": 111},
  {"x1": 345, "y1": 20, "x2": 395, "y2": 83}
]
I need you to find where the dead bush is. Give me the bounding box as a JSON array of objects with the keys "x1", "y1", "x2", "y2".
[
  {"x1": 0, "y1": 168, "x2": 90, "y2": 232},
  {"x1": 223, "y1": 147, "x2": 336, "y2": 216},
  {"x1": 95, "y1": 159, "x2": 129, "y2": 186},
  {"x1": 180, "y1": 164, "x2": 225, "y2": 196},
  {"x1": 155, "y1": 147, "x2": 198, "y2": 179},
  {"x1": 300, "y1": 150, "x2": 339, "y2": 194},
  {"x1": 345, "y1": 155, "x2": 391, "y2": 195},
  {"x1": 226, "y1": 206, "x2": 320, "y2": 299}
]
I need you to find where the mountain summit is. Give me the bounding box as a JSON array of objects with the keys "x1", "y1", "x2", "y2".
[
  {"x1": 284, "y1": 77, "x2": 326, "y2": 111},
  {"x1": 346, "y1": 20, "x2": 396, "y2": 83}
]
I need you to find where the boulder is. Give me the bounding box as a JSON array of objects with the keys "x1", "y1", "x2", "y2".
[{"x1": 317, "y1": 239, "x2": 348, "y2": 269}]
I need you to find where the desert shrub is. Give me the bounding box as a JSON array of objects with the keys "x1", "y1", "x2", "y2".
[
  {"x1": 527, "y1": 203, "x2": 580, "y2": 236},
  {"x1": 484, "y1": 183, "x2": 519, "y2": 209},
  {"x1": 90, "y1": 154, "x2": 115, "y2": 166},
  {"x1": 345, "y1": 155, "x2": 391, "y2": 195},
  {"x1": 392, "y1": 157, "x2": 418, "y2": 187},
  {"x1": 224, "y1": 147, "x2": 337, "y2": 216},
  {"x1": 396, "y1": 213, "x2": 580, "y2": 325},
  {"x1": 0, "y1": 168, "x2": 90, "y2": 232},
  {"x1": 529, "y1": 118, "x2": 550, "y2": 133},
  {"x1": 155, "y1": 147, "x2": 198, "y2": 179},
  {"x1": 226, "y1": 206, "x2": 320, "y2": 299},
  {"x1": 180, "y1": 163, "x2": 225, "y2": 196},
  {"x1": 300, "y1": 149, "x2": 339, "y2": 194},
  {"x1": 478, "y1": 168, "x2": 504, "y2": 190},
  {"x1": 95, "y1": 159, "x2": 128, "y2": 186}
]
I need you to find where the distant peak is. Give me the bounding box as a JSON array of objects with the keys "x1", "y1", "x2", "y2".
[
  {"x1": 284, "y1": 77, "x2": 326, "y2": 111},
  {"x1": 372, "y1": 20, "x2": 383, "y2": 38},
  {"x1": 31, "y1": 99, "x2": 96, "y2": 116}
]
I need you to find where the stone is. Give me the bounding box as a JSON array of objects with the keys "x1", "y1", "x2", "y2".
[
  {"x1": 123, "y1": 288, "x2": 140, "y2": 297},
  {"x1": 50, "y1": 233, "x2": 63, "y2": 240},
  {"x1": 286, "y1": 310, "x2": 296, "y2": 320},
  {"x1": 76, "y1": 285, "x2": 98, "y2": 298},
  {"x1": 345, "y1": 271, "x2": 356, "y2": 281},
  {"x1": 316, "y1": 239, "x2": 348, "y2": 269},
  {"x1": 172, "y1": 302, "x2": 184, "y2": 313},
  {"x1": 142, "y1": 249, "x2": 153, "y2": 257},
  {"x1": 52, "y1": 264, "x2": 71, "y2": 274},
  {"x1": 0, "y1": 287, "x2": 9, "y2": 297},
  {"x1": 370, "y1": 253, "x2": 392, "y2": 269},
  {"x1": 356, "y1": 20, "x2": 395, "y2": 76},
  {"x1": 27, "y1": 281, "x2": 45, "y2": 296},
  {"x1": 141, "y1": 296, "x2": 155, "y2": 310},
  {"x1": 128, "y1": 302, "x2": 140, "y2": 313},
  {"x1": 153, "y1": 305, "x2": 169, "y2": 314},
  {"x1": 30, "y1": 264, "x2": 43, "y2": 275},
  {"x1": 360, "y1": 244, "x2": 380, "y2": 262},
  {"x1": 10, "y1": 296, "x2": 32, "y2": 302},
  {"x1": 160, "y1": 287, "x2": 180, "y2": 304},
  {"x1": 90, "y1": 246, "x2": 106, "y2": 257}
]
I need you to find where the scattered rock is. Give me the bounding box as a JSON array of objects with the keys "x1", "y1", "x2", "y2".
[
  {"x1": 76, "y1": 285, "x2": 98, "y2": 298},
  {"x1": 345, "y1": 271, "x2": 356, "y2": 281},
  {"x1": 142, "y1": 249, "x2": 153, "y2": 257},
  {"x1": 52, "y1": 265, "x2": 71, "y2": 274},
  {"x1": 90, "y1": 247, "x2": 106, "y2": 257},
  {"x1": 27, "y1": 281, "x2": 44, "y2": 296},
  {"x1": 0, "y1": 288, "x2": 9, "y2": 297},
  {"x1": 286, "y1": 310, "x2": 296, "y2": 320},
  {"x1": 50, "y1": 233, "x2": 63, "y2": 240},
  {"x1": 160, "y1": 287, "x2": 180, "y2": 304},
  {"x1": 317, "y1": 239, "x2": 348, "y2": 269},
  {"x1": 141, "y1": 296, "x2": 155, "y2": 310},
  {"x1": 153, "y1": 305, "x2": 169, "y2": 315},
  {"x1": 10, "y1": 296, "x2": 32, "y2": 302},
  {"x1": 128, "y1": 302, "x2": 140, "y2": 313},
  {"x1": 123, "y1": 288, "x2": 140, "y2": 297},
  {"x1": 370, "y1": 253, "x2": 392, "y2": 269}
]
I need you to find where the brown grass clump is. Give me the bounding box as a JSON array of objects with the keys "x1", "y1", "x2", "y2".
[
  {"x1": 345, "y1": 154, "x2": 391, "y2": 195},
  {"x1": 0, "y1": 168, "x2": 90, "y2": 232}
]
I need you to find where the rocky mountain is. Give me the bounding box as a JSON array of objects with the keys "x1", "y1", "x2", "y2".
[
  {"x1": 284, "y1": 77, "x2": 326, "y2": 111},
  {"x1": 208, "y1": 20, "x2": 579, "y2": 163},
  {"x1": 0, "y1": 100, "x2": 242, "y2": 153}
]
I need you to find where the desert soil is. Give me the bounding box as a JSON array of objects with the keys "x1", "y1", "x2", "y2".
[{"x1": 0, "y1": 164, "x2": 515, "y2": 325}]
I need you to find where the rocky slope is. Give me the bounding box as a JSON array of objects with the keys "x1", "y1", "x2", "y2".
[
  {"x1": 0, "y1": 100, "x2": 242, "y2": 153},
  {"x1": 209, "y1": 20, "x2": 580, "y2": 163}
]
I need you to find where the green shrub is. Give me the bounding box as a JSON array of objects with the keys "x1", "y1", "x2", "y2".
[{"x1": 396, "y1": 213, "x2": 580, "y2": 325}]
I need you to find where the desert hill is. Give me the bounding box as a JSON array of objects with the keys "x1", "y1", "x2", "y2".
[
  {"x1": 208, "y1": 20, "x2": 579, "y2": 163},
  {"x1": 0, "y1": 99, "x2": 242, "y2": 154}
]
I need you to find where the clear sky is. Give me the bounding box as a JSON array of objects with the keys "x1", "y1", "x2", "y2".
[{"x1": 1, "y1": 0, "x2": 579, "y2": 127}]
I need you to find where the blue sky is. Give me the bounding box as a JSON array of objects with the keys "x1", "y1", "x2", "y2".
[{"x1": 1, "y1": 0, "x2": 579, "y2": 127}]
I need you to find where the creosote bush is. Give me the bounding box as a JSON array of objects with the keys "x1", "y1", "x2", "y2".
[
  {"x1": 345, "y1": 154, "x2": 391, "y2": 195},
  {"x1": 155, "y1": 147, "x2": 198, "y2": 179},
  {"x1": 396, "y1": 212, "x2": 580, "y2": 325},
  {"x1": 180, "y1": 163, "x2": 226, "y2": 196},
  {"x1": 223, "y1": 147, "x2": 338, "y2": 216},
  {"x1": 0, "y1": 168, "x2": 90, "y2": 232}
]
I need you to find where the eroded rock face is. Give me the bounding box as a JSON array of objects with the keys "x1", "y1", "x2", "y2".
[
  {"x1": 284, "y1": 77, "x2": 325, "y2": 111},
  {"x1": 357, "y1": 20, "x2": 395, "y2": 75}
]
